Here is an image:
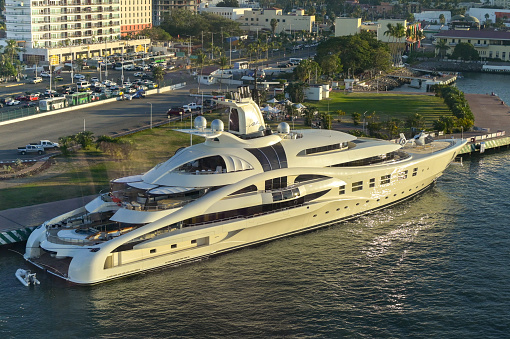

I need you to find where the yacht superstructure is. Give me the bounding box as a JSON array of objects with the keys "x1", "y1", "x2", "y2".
[{"x1": 24, "y1": 87, "x2": 467, "y2": 285}]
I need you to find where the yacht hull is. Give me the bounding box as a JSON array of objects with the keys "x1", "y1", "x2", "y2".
[{"x1": 26, "y1": 143, "x2": 457, "y2": 285}]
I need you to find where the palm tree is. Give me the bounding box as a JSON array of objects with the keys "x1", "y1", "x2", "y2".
[
  {"x1": 270, "y1": 18, "x2": 278, "y2": 36},
  {"x1": 152, "y1": 66, "x2": 165, "y2": 86},
  {"x1": 219, "y1": 55, "x2": 228, "y2": 91},
  {"x1": 435, "y1": 40, "x2": 449, "y2": 59},
  {"x1": 393, "y1": 23, "x2": 406, "y2": 66},
  {"x1": 4, "y1": 39, "x2": 22, "y2": 64}
]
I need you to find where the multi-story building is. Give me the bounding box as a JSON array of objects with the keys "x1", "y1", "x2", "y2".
[
  {"x1": 199, "y1": 6, "x2": 252, "y2": 21},
  {"x1": 152, "y1": 0, "x2": 198, "y2": 26},
  {"x1": 4, "y1": 0, "x2": 150, "y2": 64},
  {"x1": 434, "y1": 30, "x2": 510, "y2": 61},
  {"x1": 335, "y1": 18, "x2": 409, "y2": 43},
  {"x1": 120, "y1": 0, "x2": 152, "y2": 37},
  {"x1": 238, "y1": 8, "x2": 315, "y2": 34}
]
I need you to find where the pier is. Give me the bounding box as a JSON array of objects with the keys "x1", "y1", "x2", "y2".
[{"x1": 387, "y1": 73, "x2": 457, "y2": 91}]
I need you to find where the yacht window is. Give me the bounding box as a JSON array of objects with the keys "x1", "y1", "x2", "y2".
[
  {"x1": 413, "y1": 167, "x2": 418, "y2": 176},
  {"x1": 352, "y1": 181, "x2": 363, "y2": 192},
  {"x1": 381, "y1": 175, "x2": 391, "y2": 185},
  {"x1": 150, "y1": 249, "x2": 156, "y2": 253},
  {"x1": 339, "y1": 185, "x2": 345, "y2": 195},
  {"x1": 331, "y1": 150, "x2": 411, "y2": 167},
  {"x1": 230, "y1": 184, "x2": 258, "y2": 196},
  {"x1": 171, "y1": 244, "x2": 177, "y2": 249},
  {"x1": 304, "y1": 143, "x2": 344, "y2": 155},
  {"x1": 246, "y1": 143, "x2": 288, "y2": 172},
  {"x1": 265, "y1": 176, "x2": 287, "y2": 191},
  {"x1": 230, "y1": 108, "x2": 240, "y2": 132},
  {"x1": 369, "y1": 178, "x2": 375, "y2": 188},
  {"x1": 295, "y1": 174, "x2": 327, "y2": 183},
  {"x1": 174, "y1": 155, "x2": 226, "y2": 173},
  {"x1": 272, "y1": 192, "x2": 283, "y2": 201},
  {"x1": 398, "y1": 170, "x2": 408, "y2": 180}
]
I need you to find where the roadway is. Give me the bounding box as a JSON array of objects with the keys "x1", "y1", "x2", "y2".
[{"x1": 0, "y1": 47, "x2": 316, "y2": 162}]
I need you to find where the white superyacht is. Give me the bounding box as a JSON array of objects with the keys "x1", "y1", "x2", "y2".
[{"x1": 24, "y1": 87, "x2": 467, "y2": 285}]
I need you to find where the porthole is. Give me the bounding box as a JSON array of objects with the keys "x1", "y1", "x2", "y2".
[
  {"x1": 325, "y1": 211, "x2": 329, "y2": 214},
  {"x1": 150, "y1": 249, "x2": 156, "y2": 254},
  {"x1": 356, "y1": 203, "x2": 360, "y2": 206},
  {"x1": 394, "y1": 194, "x2": 397, "y2": 197},
  {"x1": 336, "y1": 208, "x2": 340, "y2": 211},
  {"x1": 366, "y1": 200, "x2": 369, "y2": 203},
  {"x1": 377, "y1": 199, "x2": 380, "y2": 202},
  {"x1": 171, "y1": 244, "x2": 177, "y2": 249},
  {"x1": 344, "y1": 206, "x2": 348, "y2": 209},
  {"x1": 313, "y1": 214, "x2": 317, "y2": 217},
  {"x1": 385, "y1": 197, "x2": 389, "y2": 199}
]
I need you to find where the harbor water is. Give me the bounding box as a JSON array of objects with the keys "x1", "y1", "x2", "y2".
[{"x1": 1, "y1": 73, "x2": 510, "y2": 338}]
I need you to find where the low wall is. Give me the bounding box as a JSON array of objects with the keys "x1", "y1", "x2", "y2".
[{"x1": 0, "y1": 82, "x2": 187, "y2": 127}]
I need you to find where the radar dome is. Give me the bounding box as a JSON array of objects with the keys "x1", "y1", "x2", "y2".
[
  {"x1": 277, "y1": 122, "x2": 290, "y2": 134},
  {"x1": 211, "y1": 119, "x2": 224, "y2": 132},
  {"x1": 194, "y1": 116, "x2": 207, "y2": 130}
]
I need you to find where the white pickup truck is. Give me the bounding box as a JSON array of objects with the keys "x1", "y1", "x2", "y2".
[
  {"x1": 18, "y1": 144, "x2": 45, "y2": 155},
  {"x1": 182, "y1": 103, "x2": 202, "y2": 112},
  {"x1": 30, "y1": 140, "x2": 59, "y2": 149}
]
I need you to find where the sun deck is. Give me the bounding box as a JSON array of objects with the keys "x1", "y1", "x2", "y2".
[{"x1": 403, "y1": 140, "x2": 457, "y2": 155}]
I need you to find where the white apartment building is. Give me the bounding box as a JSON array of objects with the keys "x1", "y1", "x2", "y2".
[
  {"x1": 200, "y1": 6, "x2": 252, "y2": 21},
  {"x1": 5, "y1": 0, "x2": 150, "y2": 64},
  {"x1": 238, "y1": 8, "x2": 315, "y2": 33},
  {"x1": 120, "y1": 0, "x2": 152, "y2": 37}
]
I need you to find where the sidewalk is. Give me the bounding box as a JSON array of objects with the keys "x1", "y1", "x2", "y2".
[{"x1": 0, "y1": 195, "x2": 95, "y2": 232}]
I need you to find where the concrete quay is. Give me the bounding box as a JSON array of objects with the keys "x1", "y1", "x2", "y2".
[{"x1": 457, "y1": 93, "x2": 510, "y2": 155}]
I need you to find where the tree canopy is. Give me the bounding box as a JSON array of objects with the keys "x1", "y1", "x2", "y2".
[
  {"x1": 160, "y1": 9, "x2": 242, "y2": 38},
  {"x1": 315, "y1": 31, "x2": 390, "y2": 76},
  {"x1": 138, "y1": 27, "x2": 172, "y2": 41},
  {"x1": 216, "y1": 0, "x2": 239, "y2": 6},
  {"x1": 451, "y1": 42, "x2": 479, "y2": 61}
]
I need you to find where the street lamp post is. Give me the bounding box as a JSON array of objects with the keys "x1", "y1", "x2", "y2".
[
  {"x1": 362, "y1": 111, "x2": 367, "y2": 135},
  {"x1": 149, "y1": 102, "x2": 153, "y2": 129}
]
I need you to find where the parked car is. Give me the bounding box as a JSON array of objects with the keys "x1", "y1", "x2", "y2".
[
  {"x1": 6, "y1": 100, "x2": 21, "y2": 106},
  {"x1": 54, "y1": 75, "x2": 64, "y2": 81},
  {"x1": 40, "y1": 72, "x2": 51, "y2": 78},
  {"x1": 31, "y1": 77, "x2": 43, "y2": 84},
  {"x1": 23, "y1": 102, "x2": 38, "y2": 108},
  {"x1": 74, "y1": 74, "x2": 86, "y2": 80},
  {"x1": 44, "y1": 89, "x2": 57, "y2": 96},
  {"x1": 134, "y1": 72, "x2": 146, "y2": 77},
  {"x1": 167, "y1": 106, "x2": 186, "y2": 117},
  {"x1": 90, "y1": 77, "x2": 99, "y2": 83}
]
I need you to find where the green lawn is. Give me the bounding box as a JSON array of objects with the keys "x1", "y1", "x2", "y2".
[{"x1": 308, "y1": 92, "x2": 450, "y2": 128}]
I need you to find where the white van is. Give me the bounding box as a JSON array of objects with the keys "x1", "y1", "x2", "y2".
[{"x1": 76, "y1": 81, "x2": 91, "y2": 90}]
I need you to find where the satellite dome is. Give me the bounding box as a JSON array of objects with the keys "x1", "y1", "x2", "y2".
[
  {"x1": 465, "y1": 15, "x2": 480, "y2": 23},
  {"x1": 194, "y1": 116, "x2": 207, "y2": 130},
  {"x1": 211, "y1": 119, "x2": 224, "y2": 132},
  {"x1": 277, "y1": 122, "x2": 290, "y2": 134}
]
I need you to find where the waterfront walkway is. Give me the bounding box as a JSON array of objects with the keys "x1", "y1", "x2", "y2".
[{"x1": 465, "y1": 93, "x2": 510, "y2": 134}]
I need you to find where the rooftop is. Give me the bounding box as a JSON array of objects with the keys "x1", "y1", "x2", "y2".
[{"x1": 435, "y1": 29, "x2": 510, "y2": 40}]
